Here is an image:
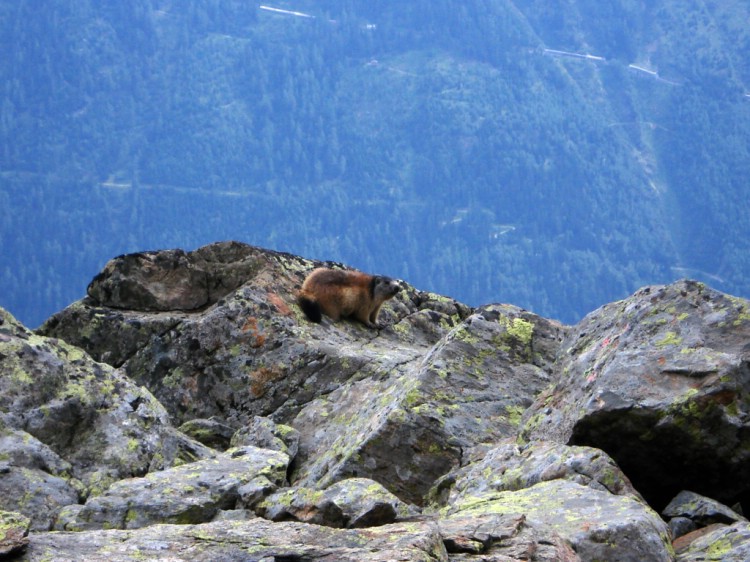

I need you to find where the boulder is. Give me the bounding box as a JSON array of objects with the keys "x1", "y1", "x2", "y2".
[
  {"x1": 438, "y1": 512, "x2": 581, "y2": 561},
  {"x1": 20, "y1": 517, "x2": 449, "y2": 562},
  {"x1": 663, "y1": 490, "x2": 746, "y2": 529},
  {"x1": 520, "y1": 280, "x2": 750, "y2": 510},
  {"x1": 56, "y1": 445, "x2": 289, "y2": 531},
  {"x1": 19, "y1": 513, "x2": 590, "y2": 561},
  {"x1": 322, "y1": 477, "x2": 404, "y2": 528},
  {"x1": 0, "y1": 307, "x2": 213, "y2": 528},
  {"x1": 429, "y1": 439, "x2": 669, "y2": 561},
  {"x1": 177, "y1": 417, "x2": 236, "y2": 451},
  {"x1": 40, "y1": 243, "x2": 566, "y2": 505},
  {"x1": 291, "y1": 304, "x2": 565, "y2": 504},
  {"x1": 256, "y1": 478, "x2": 406, "y2": 528},
  {"x1": 674, "y1": 521, "x2": 750, "y2": 561},
  {"x1": 42, "y1": 242, "x2": 375, "y2": 427},
  {"x1": 0, "y1": 510, "x2": 30, "y2": 556},
  {"x1": 0, "y1": 425, "x2": 82, "y2": 531},
  {"x1": 427, "y1": 439, "x2": 642, "y2": 509},
  {"x1": 86, "y1": 248, "x2": 210, "y2": 311},
  {"x1": 443, "y1": 479, "x2": 673, "y2": 561},
  {"x1": 230, "y1": 415, "x2": 300, "y2": 460},
  {"x1": 84, "y1": 241, "x2": 277, "y2": 313},
  {"x1": 38, "y1": 303, "x2": 183, "y2": 368},
  {"x1": 256, "y1": 486, "x2": 346, "y2": 527}
]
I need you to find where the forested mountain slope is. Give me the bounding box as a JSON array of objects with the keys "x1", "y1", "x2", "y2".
[{"x1": 1, "y1": 0, "x2": 748, "y2": 326}]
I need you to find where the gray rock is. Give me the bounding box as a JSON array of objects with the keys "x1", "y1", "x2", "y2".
[
  {"x1": 669, "y1": 516, "x2": 697, "y2": 539},
  {"x1": 675, "y1": 521, "x2": 750, "y2": 561},
  {"x1": 38, "y1": 302, "x2": 183, "y2": 367},
  {"x1": 44, "y1": 243, "x2": 347, "y2": 428},
  {"x1": 211, "y1": 508, "x2": 254, "y2": 521},
  {"x1": 42, "y1": 245, "x2": 565, "y2": 506},
  {"x1": 236, "y1": 476, "x2": 279, "y2": 510},
  {"x1": 444, "y1": 479, "x2": 673, "y2": 562},
  {"x1": 56, "y1": 445, "x2": 289, "y2": 531},
  {"x1": 88, "y1": 242, "x2": 263, "y2": 311},
  {"x1": 0, "y1": 510, "x2": 30, "y2": 556},
  {"x1": 10, "y1": 245, "x2": 750, "y2": 562},
  {"x1": 291, "y1": 304, "x2": 564, "y2": 504},
  {"x1": 0, "y1": 308, "x2": 213, "y2": 523},
  {"x1": 322, "y1": 478, "x2": 404, "y2": 528},
  {"x1": 0, "y1": 425, "x2": 82, "y2": 530},
  {"x1": 85, "y1": 241, "x2": 274, "y2": 313},
  {"x1": 439, "y1": 513, "x2": 581, "y2": 561},
  {"x1": 19, "y1": 517, "x2": 450, "y2": 562},
  {"x1": 178, "y1": 417, "x2": 236, "y2": 451},
  {"x1": 87, "y1": 248, "x2": 209, "y2": 311},
  {"x1": 520, "y1": 280, "x2": 750, "y2": 509},
  {"x1": 254, "y1": 478, "x2": 408, "y2": 529},
  {"x1": 256, "y1": 486, "x2": 346, "y2": 527},
  {"x1": 427, "y1": 439, "x2": 643, "y2": 509},
  {"x1": 230, "y1": 415, "x2": 300, "y2": 460},
  {"x1": 663, "y1": 490, "x2": 747, "y2": 527}
]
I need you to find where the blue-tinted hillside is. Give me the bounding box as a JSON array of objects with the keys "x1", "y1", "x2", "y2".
[{"x1": 1, "y1": 0, "x2": 748, "y2": 326}]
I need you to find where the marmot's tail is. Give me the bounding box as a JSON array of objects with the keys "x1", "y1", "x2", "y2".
[{"x1": 298, "y1": 295, "x2": 322, "y2": 323}]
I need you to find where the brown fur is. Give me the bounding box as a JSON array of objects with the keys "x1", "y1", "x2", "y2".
[{"x1": 298, "y1": 268, "x2": 402, "y2": 328}]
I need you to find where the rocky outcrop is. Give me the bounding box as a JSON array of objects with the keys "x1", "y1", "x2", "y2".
[
  {"x1": 55, "y1": 445, "x2": 289, "y2": 531},
  {"x1": 85, "y1": 241, "x2": 278, "y2": 313},
  {"x1": 429, "y1": 440, "x2": 671, "y2": 561},
  {"x1": 41, "y1": 242, "x2": 562, "y2": 506},
  {"x1": 0, "y1": 307, "x2": 212, "y2": 531},
  {"x1": 519, "y1": 280, "x2": 750, "y2": 511},
  {"x1": 0, "y1": 242, "x2": 748, "y2": 560}
]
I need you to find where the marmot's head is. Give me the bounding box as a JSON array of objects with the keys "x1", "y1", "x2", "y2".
[{"x1": 373, "y1": 276, "x2": 402, "y2": 300}]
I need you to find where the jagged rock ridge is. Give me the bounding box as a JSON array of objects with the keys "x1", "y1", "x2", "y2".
[{"x1": 1, "y1": 241, "x2": 749, "y2": 560}]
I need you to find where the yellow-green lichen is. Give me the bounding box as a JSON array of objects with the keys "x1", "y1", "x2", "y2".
[
  {"x1": 656, "y1": 331, "x2": 682, "y2": 347},
  {"x1": 124, "y1": 508, "x2": 139, "y2": 524},
  {"x1": 506, "y1": 318, "x2": 534, "y2": 346},
  {"x1": 276, "y1": 424, "x2": 296, "y2": 438},
  {"x1": 505, "y1": 405, "x2": 526, "y2": 427},
  {"x1": 392, "y1": 320, "x2": 411, "y2": 336},
  {"x1": 452, "y1": 325, "x2": 480, "y2": 345},
  {"x1": 162, "y1": 366, "x2": 185, "y2": 389},
  {"x1": 404, "y1": 388, "x2": 422, "y2": 408},
  {"x1": 704, "y1": 536, "x2": 734, "y2": 558},
  {"x1": 11, "y1": 367, "x2": 33, "y2": 385}
]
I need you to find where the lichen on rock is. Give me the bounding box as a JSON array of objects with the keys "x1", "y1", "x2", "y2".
[{"x1": 3, "y1": 247, "x2": 750, "y2": 560}]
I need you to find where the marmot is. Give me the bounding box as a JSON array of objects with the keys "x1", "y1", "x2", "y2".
[{"x1": 298, "y1": 268, "x2": 402, "y2": 328}]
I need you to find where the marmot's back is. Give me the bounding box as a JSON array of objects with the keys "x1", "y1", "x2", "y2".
[{"x1": 297, "y1": 268, "x2": 401, "y2": 328}]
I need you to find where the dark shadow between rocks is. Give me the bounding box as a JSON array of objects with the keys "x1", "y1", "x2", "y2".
[{"x1": 569, "y1": 406, "x2": 750, "y2": 513}]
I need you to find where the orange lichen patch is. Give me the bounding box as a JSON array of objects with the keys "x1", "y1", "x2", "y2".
[
  {"x1": 249, "y1": 366, "x2": 284, "y2": 398},
  {"x1": 267, "y1": 292, "x2": 292, "y2": 315},
  {"x1": 242, "y1": 317, "x2": 267, "y2": 348}
]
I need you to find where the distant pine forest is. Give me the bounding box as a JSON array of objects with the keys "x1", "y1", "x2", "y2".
[{"x1": 1, "y1": 0, "x2": 749, "y2": 327}]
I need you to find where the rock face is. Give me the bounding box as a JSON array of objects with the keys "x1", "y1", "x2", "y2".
[
  {"x1": 0, "y1": 241, "x2": 747, "y2": 560},
  {"x1": 519, "y1": 280, "x2": 750, "y2": 511},
  {"x1": 0, "y1": 307, "x2": 212, "y2": 531}
]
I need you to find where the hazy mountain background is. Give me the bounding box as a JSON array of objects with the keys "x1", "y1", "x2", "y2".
[{"x1": 1, "y1": 0, "x2": 749, "y2": 327}]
